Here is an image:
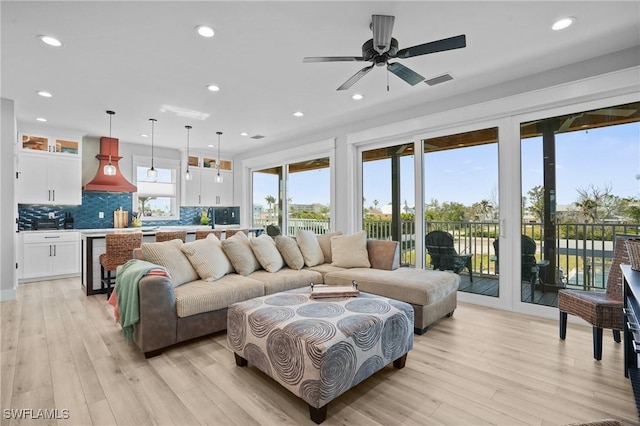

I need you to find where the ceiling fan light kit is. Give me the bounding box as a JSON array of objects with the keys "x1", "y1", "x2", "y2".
[{"x1": 303, "y1": 14, "x2": 466, "y2": 91}]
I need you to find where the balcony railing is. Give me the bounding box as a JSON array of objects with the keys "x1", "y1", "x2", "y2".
[{"x1": 255, "y1": 217, "x2": 639, "y2": 292}]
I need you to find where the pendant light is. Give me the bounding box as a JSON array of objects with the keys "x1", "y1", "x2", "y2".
[
  {"x1": 147, "y1": 118, "x2": 158, "y2": 181},
  {"x1": 184, "y1": 125, "x2": 193, "y2": 181},
  {"x1": 103, "y1": 110, "x2": 117, "y2": 176},
  {"x1": 215, "y1": 131, "x2": 223, "y2": 184}
]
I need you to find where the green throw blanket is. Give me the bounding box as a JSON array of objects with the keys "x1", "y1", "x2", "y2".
[{"x1": 116, "y1": 259, "x2": 167, "y2": 342}]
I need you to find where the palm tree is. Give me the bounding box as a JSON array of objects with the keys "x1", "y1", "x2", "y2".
[
  {"x1": 265, "y1": 195, "x2": 276, "y2": 221},
  {"x1": 373, "y1": 199, "x2": 379, "y2": 210}
]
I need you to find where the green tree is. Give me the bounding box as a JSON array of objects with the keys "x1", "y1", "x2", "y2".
[
  {"x1": 138, "y1": 196, "x2": 156, "y2": 216},
  {"x1": 440, "y1": 202, "x2": 467, "y2": 222},
  {"x1": 527, "y1": 186, "x2": 545, "y2": 223},
  {"x1": 574, "y1": 183, "x2": 620, "y2": 223},
  {"x1": 265, "y1": 195, "x2": 276, "y2": 221}
]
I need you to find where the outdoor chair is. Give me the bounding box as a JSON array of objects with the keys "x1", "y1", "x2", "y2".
[
  {"x1": 558, "y1": 234, "x2": 637, "y2": 360},
  {"x1": 493, "y1": 235, "x2": 549, "y2": 302},
  {"x1": 266, "y1": 224, "x2": 282, "y2": 238},
  {"x1": 425, "y1": 230, "x2": 473, "y2": 281}
]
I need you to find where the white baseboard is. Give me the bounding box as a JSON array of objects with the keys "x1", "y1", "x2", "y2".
[{"x1": 0, "y1": 288, "x2": 17, "y2": 301}]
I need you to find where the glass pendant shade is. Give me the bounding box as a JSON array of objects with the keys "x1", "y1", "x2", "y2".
[
  {"x1": 147, "y1": 167, "x2": 157, "y2": 180},
  {"x1": 184, "y1": 125, "x2": 193, "y2": 181},
  {"x1": 147, "y1": 118, "x2": 157, "y2": 182},
  {"x1": 104, "y1": 161, "x2": 116, "y2": 176},
  {"x1": 103, "y1": 110, "x2": 117, "y2": 175},
  {"x1": 215, "y1": 131, "x2": 223, "y2": 184}
]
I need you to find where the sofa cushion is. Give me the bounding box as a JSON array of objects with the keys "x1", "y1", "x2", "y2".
[
  {"x1": 250, "y1": 234, "x2": 284, "y2": 273},
  {"x1": 306, "y1": 263, "x2": 346, "y2": 278},
  {"x1": 324, "y1": 267, "x2": 460, "y2": 306},
  {"x1": 297, "y1": 229, "x2": 325, "y2": 267},
  {"x1": 221, "y1": 231, "x2": 262, "y2": 276},
  {"x1": 181, "y1": 234, "x2": 234, "y2": 281},
  {"x1": 317, "y1": 231, "x2": 342, "y2": 264},
  {"x1": 174, "y1": 275, "x2": 265, "y2": 318},
  {"x1": 275, "y1": 235, "x2": 304, "y2": 270},
  {"x1": 141, "y1": 239, "x2": 199, "y2": 287},
  {"x1": 248, "y1": 268, "x2": 323, "y2": 295},
  {"x1": 331, "y1": 231, "x2": 371, "y2": 268}
]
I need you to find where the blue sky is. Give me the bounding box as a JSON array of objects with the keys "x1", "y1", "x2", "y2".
[{"x1": 253, "y1": 121, "x2": 638, "y2": 209}]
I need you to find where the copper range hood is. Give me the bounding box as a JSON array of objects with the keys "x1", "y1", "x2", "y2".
[{"x1": 84, "y1": 137, "x2": 137, "y2": 192}]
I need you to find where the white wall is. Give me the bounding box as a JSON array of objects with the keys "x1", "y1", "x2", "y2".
[{"x1": 1, "y1": 98, "x2": 17, "y2": 300}]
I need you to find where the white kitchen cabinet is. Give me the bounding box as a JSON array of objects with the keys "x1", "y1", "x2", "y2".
[
  {"x1": 16, "y1": 152, "x2": 81, "y2": 205},
  {"x1": 184, "y1": 167, "x2": 233, "y2": 206},
  {"x1": 20, "y1": 133, "x2": 79, "y2": 155},
  {"x1": 20, "y1": 232, "x2": 80, "y2": 281}
]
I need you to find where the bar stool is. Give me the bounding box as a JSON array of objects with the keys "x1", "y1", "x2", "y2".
[
  {"x1": 99, "y1": 232, "x2": 142, "y2": 299},
  {"x1": 195, "y1": 229, "x2": 222, "y2": 240},
  {"x1": 224, "y1": 229, "x2": 248, "y2": 239},
  {"x1": 155, "y1": 230, "x2": 187, "y2": 242}
]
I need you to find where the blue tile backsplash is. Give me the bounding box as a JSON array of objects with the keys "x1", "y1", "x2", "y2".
[{"x1": 18, "y1": 191, "x2": 210, "y2": 230}]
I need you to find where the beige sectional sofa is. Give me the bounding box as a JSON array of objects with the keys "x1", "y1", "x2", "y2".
[{"x1": 130, "y1": 230, "x2": 459, "y2": 358}]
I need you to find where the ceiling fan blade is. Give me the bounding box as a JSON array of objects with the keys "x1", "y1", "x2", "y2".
[
  {"x1": 372, "y1": 15, "x2": 395, "y2": 54},
  {"x1": 337, "y1": 65, "x2": 374, "y2": 91},
  {"x1": 303, "y1": 56, "x2": 364, "y2": 63},
  {"x1": 396, "y1": 34, "x2": 466, "y2": 59},
  {"x1": 387, "y1": 62, "x2": 425, "y2": 86}
]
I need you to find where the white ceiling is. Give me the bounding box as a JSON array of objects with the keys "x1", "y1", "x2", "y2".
[{"x1": 2, "y1": 1, "x2": 639, "y2": 155}]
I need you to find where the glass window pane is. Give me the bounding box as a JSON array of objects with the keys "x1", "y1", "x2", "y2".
[
  {"x1": 423, "y1": 127, "x2": 499, "y2": 297},
  {"x1": 287, "y1": 157, "x2": 330, "y2": 236},
  {"x1": 253, "y1": 167, "x2": 282, "y2": 229}
]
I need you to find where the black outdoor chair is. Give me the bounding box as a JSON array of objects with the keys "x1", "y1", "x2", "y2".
[
  {"x1": 425, "y1": 230, "x2": 473, "y2": 281},
  {"x1": 493, "y1": 235, "x2": 549, "y2": 302},
  {"x1": 266, "y1": 224, "x2": 282, "y2": 238}
]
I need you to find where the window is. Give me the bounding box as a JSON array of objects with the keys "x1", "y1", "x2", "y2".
[
  {"x1": 133, "y1": 156, "x2": 180, "y2": 220},
  {"x1": 251, "y1": 156, "x2": 331, "y2": 236}
]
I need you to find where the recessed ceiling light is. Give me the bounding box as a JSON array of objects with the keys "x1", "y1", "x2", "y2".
[
  {"x1": 293, "y1": 111, "x2": 304, "y2": 117},
  {"x1": 196, "y1": 25, "x2": 215, "y2": 38},
  {"x1": 552, "y1": 17, "x2": 575, "y2": 31},
  {"x1": 38, "y1": 35, "x2": 62, "y2": 47},
  {"x1": 140, "y1": 134, "x2": 149, "y2": 138},
  {"x1": 352, "y1": 94, "x2": 364, "y2": 100},
  {"x1": 208, "y1": 144, "x2": 214, "y2": 148},
  {"x1": 207, "y1": 85, "x2": 220, "y2": 92},
  {"x1": 36, "y1": 117, "x2": 47, "y2": 122},
  {"x1": 37, "y1": 91, "x2": 52, "y2": 98},
  {"x1": 240, "y1": 132, "x2": 248, "y2": 136}
]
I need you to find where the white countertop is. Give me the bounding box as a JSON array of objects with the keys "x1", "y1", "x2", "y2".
[{"x1": 19, "y1": 224, "x2": 249, "y2": 236}]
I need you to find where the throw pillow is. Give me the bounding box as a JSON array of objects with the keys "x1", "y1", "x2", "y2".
[
  {"x1": 141, "y1": 239, "x2": 199, "y2": 287},
  {"x1": 331, "y1": 231, "x2": 371, "y2": 268},
  {"x1": 275, "y1": 235, "x2": 304, "y2": 270},
  {"x1": 250, "y1": 234, "x2": 284, "y2": 273},
  {"x1": 221, "y1": 231, "x2": 262, "y2": 276},
  {"x1": 181, "y1": 234, "x2": 234, "y2": 281},
  {"x1": 296, "y1": 229, "x2": 325, "y2": 267},
  {"x1": 317, "y1": 231, "x2": 343, "y2": 264}
]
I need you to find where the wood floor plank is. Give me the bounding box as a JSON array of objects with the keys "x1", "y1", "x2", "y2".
[{"x1": 1, "y1": 278, "x2": 637, "y2": 425}]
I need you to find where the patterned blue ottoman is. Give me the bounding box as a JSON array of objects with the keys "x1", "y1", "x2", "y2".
[{"x1": 227, "y1": 288, "x2": 414, "y2": 424}]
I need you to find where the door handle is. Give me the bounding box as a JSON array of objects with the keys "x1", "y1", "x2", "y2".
[
  {"x1": 49, "y1": 245, "x2": 52, "y2": 256},
  {"x1": 53, "y1": 245, "x2": 56, "y2": 256},
  {"x1": 48, "y1": 189, "x2": 51, "y2": 201},
  {"x1": 52, "y1": 190, "x2": 55, "y2": 201}
]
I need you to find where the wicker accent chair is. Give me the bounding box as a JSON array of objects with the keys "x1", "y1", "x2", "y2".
[
  {"x1": 99, "y1": 232, "x2": 142, "y2": 299},
  {"x1": 195, "y1": 229, "x2": 222, "y2": 240},
  {"x1": 155, "y1": 230, "x2": 187, "y2": 242},
  {"x1": 559, "y1": 234, "x2": 637, "y2": 360},
  {"x1": 224, "y1": 229, "x2": 249, "y2": 239},
  {"x1": 425, "y1": 230, "x2": 473, "y2": 282}
]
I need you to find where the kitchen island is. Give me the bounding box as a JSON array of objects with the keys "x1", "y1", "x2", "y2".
[{"x1": 80, "y1": 225, "x2": 263, "y2": 296}]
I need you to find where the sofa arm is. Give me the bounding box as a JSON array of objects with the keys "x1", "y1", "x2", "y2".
[
  {"x1": 133, "y1": 274, "x2": 177, "y2": 357},
  {"x1": 367, "y1": 240, "x2": 400, "y2": 270}
]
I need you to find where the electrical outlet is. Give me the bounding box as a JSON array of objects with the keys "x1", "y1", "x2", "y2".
[
  {"x1": 48, "y1": 212, "x2": 55, "y2": 219},
  {"x1": 98, "y1": 212, "x2": 104, "y2": 219}
]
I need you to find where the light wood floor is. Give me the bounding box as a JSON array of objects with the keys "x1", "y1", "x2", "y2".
[{"x1": 2, "y1": 277, "x2": 639, "y2": 426}]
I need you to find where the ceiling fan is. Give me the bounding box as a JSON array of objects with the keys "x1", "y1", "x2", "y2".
[{"x1": 303, "y1": 15, "x2": 466, "y2": 91}]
